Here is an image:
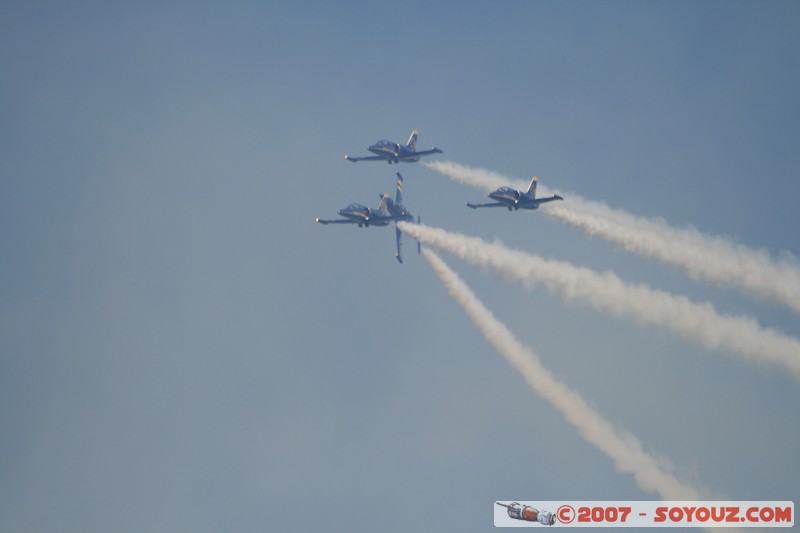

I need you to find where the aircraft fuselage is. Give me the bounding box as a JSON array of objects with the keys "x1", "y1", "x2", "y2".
[
  {"x1": 489, "y1": 189, "x2": 545, "y2": 210},
  {"x1": 367, "y1": 144, "x2": 419, "y2": 164},
  {"x1": 335, "y1": 205, "x2": 412, "y2": 227}
]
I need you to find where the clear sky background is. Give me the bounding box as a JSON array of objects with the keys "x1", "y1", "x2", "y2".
[{"x1": 1, "y1": 2, "x2": 798, "y2": 531}]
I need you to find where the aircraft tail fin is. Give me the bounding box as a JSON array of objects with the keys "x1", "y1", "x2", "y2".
[
  {"x1": 527, "y1": 176, "x2": 539, "y2": 197},
  {"x1": 417, "y1": 216, "x2": 421, "y2": 255},
  {"x1": 395, "y1": 172, "x2": 404, "y2": 205},
  {"x1": 377, "y1": 193, "x2": 390, "y2": 215},
  {"x1": 395, "y1": 225, "x2": 403, "y2": 263},
  {"x1": 406, "y1": 130, "x2": 419, "y2": 151}
]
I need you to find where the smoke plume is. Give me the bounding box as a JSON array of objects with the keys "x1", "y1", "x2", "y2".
[
  {"x1": 423, "y1": 248, "x2": 705, "y2": 499},
  {"x1": 400, "y1": 222, "x2": 800, "y2": 380}
]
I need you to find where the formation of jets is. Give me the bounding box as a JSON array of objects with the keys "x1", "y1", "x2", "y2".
[{"x1": 317, "y1": 130, "x2": 565, "y2": 262}]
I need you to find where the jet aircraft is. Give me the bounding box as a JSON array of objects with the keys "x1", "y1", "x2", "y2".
[
  {"x1": 316, "y1": 172, "x2": 418, "y2": 263},
  {"x1": 345, "y1": 130, "x2": 443, "y2": 164},
  {"x1": 467, "y1": 177, "x2": 563, "y2": 211}
]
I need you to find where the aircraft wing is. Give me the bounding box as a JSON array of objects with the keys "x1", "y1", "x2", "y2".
[
  {"x1": 398, "y1": 148, "x2": 442, "y2": 160},
  {"x1": 344, "y1": 155, "x2": 385, "y2": 163},
  {"x1": 413, "y1": 148, "x2": 443, "y2": 157},
  {"x1": 466, "y1": 202, "x2": 506, "y2": 209},
  {"x1": 315, "y1": 217, "x2": 359, "y2": 225},
  {"x1": 535, "y1": 195, "x2": 564, "y2": 205},
  {"x1": 381, "y1": 214, "x2": 413, "y2": 222}
]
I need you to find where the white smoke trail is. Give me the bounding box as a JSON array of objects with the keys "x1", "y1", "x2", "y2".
[
  {"x1": 400, "y1": 222, "x2": 800, "y2": 380},
  {"x1": 424, "y1": 160, "x2": 800, "y2": 314},
  {"x1": 423, "y1": 248, "x2": 705, "y2": 499},
  {"x1": 424, "y1": 161, "x2": 529, "y2": 193}
]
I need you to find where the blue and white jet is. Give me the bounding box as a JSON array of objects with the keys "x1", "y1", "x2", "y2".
[
  {"x1": 316, "y1": 173, "x2": 418, "y2": 263},
  {"x1": 345, "y1": 130, "x2": 442, "y2": 164},
  {"x1": 467, "y1": 177, "x2": 564, "y2": 211}
]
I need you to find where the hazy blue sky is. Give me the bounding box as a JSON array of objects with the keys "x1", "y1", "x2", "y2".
[{"x1": 2, "y1": 2, "x2": 798, "y2": 531}]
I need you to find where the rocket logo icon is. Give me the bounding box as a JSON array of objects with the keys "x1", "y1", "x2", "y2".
[{"x1": 496, "y1": 502, "x2": 556, "y2": 526}]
